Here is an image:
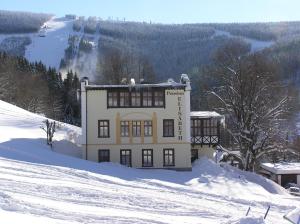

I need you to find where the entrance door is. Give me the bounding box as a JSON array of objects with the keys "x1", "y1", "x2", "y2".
[
  {"x1": 120, "y1": 149, "x2": 132, "y2": 167},
  {"x1": 191, "y1": 149, "x2": 198, "y2": 163}
]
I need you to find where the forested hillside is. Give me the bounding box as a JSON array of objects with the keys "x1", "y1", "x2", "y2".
[
  {"x1": 0, "y1": 52, "x2": 80, "y2": 124},
  {"x1": 0, "y1": 10, "x2": 52, "y2": 33}
]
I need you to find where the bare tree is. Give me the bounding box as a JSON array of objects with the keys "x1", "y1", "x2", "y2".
[
  {"x1": 41, "y1": 119, "x2": 56, "y2": 148},
  {"x1": 211, "y1": 52, "x2": 288, "y2": 171}
]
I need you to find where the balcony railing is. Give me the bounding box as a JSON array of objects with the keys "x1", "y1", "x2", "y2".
[{"x1": 191, "y1": 135, "x2": 219, "y2": 145}]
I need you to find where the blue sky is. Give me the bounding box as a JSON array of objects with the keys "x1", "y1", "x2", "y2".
[{"x1": 2, "y1": 0, "x2": 300, "y2": 23}]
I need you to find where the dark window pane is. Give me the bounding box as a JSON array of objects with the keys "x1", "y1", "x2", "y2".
[
  {"x1": 144, "y1": 120, "x2": 152, "y2": 136},
  {"x1": 132, "y1": 121, "x2": 141, "y2": 137},
  {"x1": 120, "y1": 150, "x2": 131, "y2": 167},
  {"x1": 131, "y1": 92, "x2": 141, "y2": 107},
  {"x1": 164, "y1": 149, "x2": 175, "y2": 166},
  {"x1": 98, "y1": 150, "x2": 110, "y2": 162},
  {"x1": 142, "y1": 149, "x2": 153, "y2": 167},
  {"x1": 154, "y1": 90, "x2": 164, "y2": 107},
  {"x1": 108, "y1": 91, "x2": 118, "y2": 107},
  {"x1": 163, "y1": 119, "x2": 174, "y2": 137},
  {"x1": 98, "y1": 120, "x2": 109, "y2": 138},
  {"x1": 142, "y1": 90, "x2": 152, "y2": 107},
  {"x1": 120, "y1": 91, "x2": 130, "y2": 107},
  {"x1": 121, "y1": 121, "x2": 130, "y2": 137}
]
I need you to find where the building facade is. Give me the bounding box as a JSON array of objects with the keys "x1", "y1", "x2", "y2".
[{"x1": 81, "y1": 75, "x2": 224, "y2": 170}]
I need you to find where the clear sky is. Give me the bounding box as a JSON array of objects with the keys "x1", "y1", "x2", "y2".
[{"x1": 2, "y1": 0, "x2": 300, "y2": 24}]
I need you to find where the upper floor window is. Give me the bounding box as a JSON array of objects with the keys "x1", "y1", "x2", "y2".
[
  {"x1": 144, "y1": 120, "x2": 152, "y2": 136},
  {"x1": 163, "y1": 119, "x2": 174, "y2": 137},
  {"x1": 154, "y1": 90, "x2": 164, "y2": 107},
  {"x1": 191, "y1": 118, "x2": 220, "y2": 137},
  {"x1": 121, "y1": 121, "x2": 130, "y2": 137},
  {"x1": 107, "y1": 89, "x2": 165, "y2": 108},
  {"x1": 120, "y1": 91, "x2": 130, "y2": 107},
  {"x1": 132, "y1": 121, "x2": 141, "y2": 137},
  {"x1": 131, "y1": 92, "x2": 141, "y2": 107},
  {"x1": 142, "y1": 90, "x2": 152, "y2": 107},
  {"x1": 108, "y1": 92, "x2": 118, "y2": 107},
  {"x1": 210, "y1": 119, "x2": 218, "y2": 135},
  {"x1": 191, "y1": 119, "x2": 201, "y2": 136},
  {"x1": 98, "y1": 120, "x2": 110, "y2": 138},
  {"x1": 203, "y1": 119, "x2": 210, "y2": 136}
]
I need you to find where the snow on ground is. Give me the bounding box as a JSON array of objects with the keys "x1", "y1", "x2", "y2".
[{"x1": 0, "y1": 100, "x2": 300, "y2": 224}]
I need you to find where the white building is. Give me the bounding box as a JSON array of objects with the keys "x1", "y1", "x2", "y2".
[
  {"x1": 261, "y1": 162, "x2": 300, "y2": 187},
  {"x1": 81, "y1": 75, "x2": 224, "y2": 170}
]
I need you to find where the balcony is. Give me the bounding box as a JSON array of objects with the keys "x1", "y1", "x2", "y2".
[{"x1": 190, "y1": 111, "x2": 225, "y2": 146}]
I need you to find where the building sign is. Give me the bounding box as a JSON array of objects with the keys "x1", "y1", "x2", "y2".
[{"x1": 166, "y1": 90, "x2": 184, "y2": 141}]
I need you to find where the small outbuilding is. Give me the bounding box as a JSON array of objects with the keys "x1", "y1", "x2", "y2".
[{"x1": 261, "y1": 162, "x2": 300, "y2": 187}]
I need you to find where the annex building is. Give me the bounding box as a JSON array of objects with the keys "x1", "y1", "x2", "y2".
[{"x1": 81, "y1": 74, "x2": 224, "y2": 170}]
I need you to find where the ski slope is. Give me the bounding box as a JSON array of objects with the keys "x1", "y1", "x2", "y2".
[
  {"x1": 0, "y1": 100, "x2": 299, "y2": 224},
  {"x1": 25, "y1": 17, "x2": 74, "y2": 69},
  {"x1": 0, "y1": 17, "x2": 74, "y2": 70}
]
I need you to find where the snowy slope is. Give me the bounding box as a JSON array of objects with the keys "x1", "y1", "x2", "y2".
[
  {"x1": 0, "y1": 100, "x2": 299, "y2": 224},
  {"x1": 25, "y1": 17, "x2": 74, "y2": 69},
  {"x1": 0, "y1": 17, "x2": 74, "y2": 69}
]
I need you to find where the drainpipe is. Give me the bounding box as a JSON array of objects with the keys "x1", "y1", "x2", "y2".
[{"x1": 80, "y1": 77, "x2": 89, "y2": 160}]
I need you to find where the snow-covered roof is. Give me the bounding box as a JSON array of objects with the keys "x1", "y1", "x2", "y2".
[
  {"x1": 190, "y1": 111, "x2": 223, "y2": 118},
  {"x1": 261, "y1": 162, "x2": 300, "y2": 175},
  {"x1": 86, "y1": 82, "x2": 186, "y2": 90}
]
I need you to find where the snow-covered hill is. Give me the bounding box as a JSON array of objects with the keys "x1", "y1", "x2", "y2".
[
  {"x1": 0, "y1": 100, "x2": 299, "y2": 224},
  {"x1": 0, "y1": 17, "x2": 73, "y2": 69}
]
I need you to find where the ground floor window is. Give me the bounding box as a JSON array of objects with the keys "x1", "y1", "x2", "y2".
[
  {"x1": 98, "y1": 149, "x2": 110, "y2": 162},
  {"x1": 163, "y1": 148, "x2": 175, "y2": 166},
  {"x1": 120, "y1": 149, "x2": 132, "y2": 167},
  {"x1": 142, "y1": 149, "x2": 153, "y2": 167}
]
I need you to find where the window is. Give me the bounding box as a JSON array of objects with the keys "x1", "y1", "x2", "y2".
[
  {"x1": 131, "y1": 92, "x2": 141, "y2": 107},
  {"x1": 120, "y1": 91, "x2": 130, "y2": 107},
  {"x1": 210, "y1": 119, "x2": 218, "y2": 135},
  {"x1": 107, "y1": 88, "x2": 167, "y2": 108},
  {"x1": 121, "y1": 121, "x2": 130, "y2": 137},
  {"x1": 98, "y1": 120, "x2": 109, "y2": 138},
  {"x1": 164, "y1": 149, "x2": 175, "y2": 166},
  {"x1": 144, "y1": 120, "x2": 152, "y2": 136},
  {"x1": 163, "y1": 119, "x2": 174, "y2": 137},
  {"x1": 203, "y1": 119, "x2": 210, "y2": 136},
  {"x1": 142, "y1": 90, "x2": 152, "y2": 107},
  {"x1": 108, "y1": 91, "x2": 118, "y2": 107},
  {"x1": 142, "y1": 149, "x2": 153, "y2": 167},
  {"x1": 98, "y1": 150, "x2": 110, "y2": 162},
  {"x1": 191, "y1": 119, "x2": 201, "y2": 136},
  {"x1": 120, "y1": 149, "x2": 131, "y2": 167},
  {"x1": 132, "y1": 121, "x2": 141, "y2": 137},
  {"x1": 154, "y1": 90, "x2": 164, "y2": 107}
]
